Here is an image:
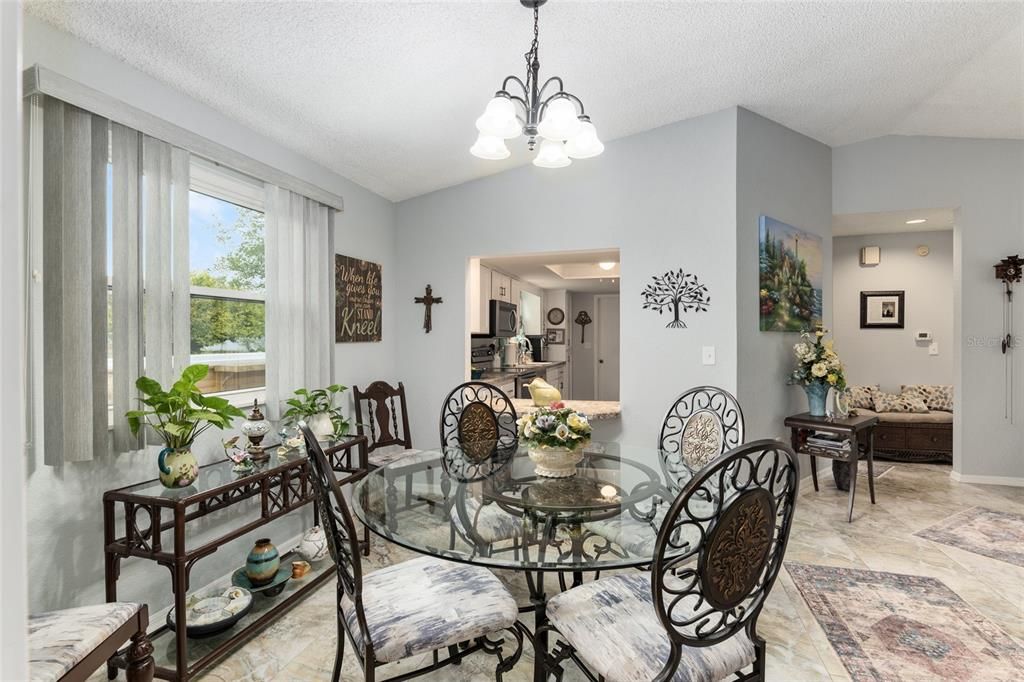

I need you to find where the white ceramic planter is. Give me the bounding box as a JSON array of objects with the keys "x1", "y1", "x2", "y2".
[
  {"x1": 307, "y1": 412, "x2": 335, "y2": 439},
  {"x1": 528, "y1": 446, "x2": 584, "y2": 478}
]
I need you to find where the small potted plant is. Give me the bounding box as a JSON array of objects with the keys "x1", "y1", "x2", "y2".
[
  {"x1": 126, "y1": 364, "x2": 245, "y2": 488},
  {"x1": 516, "y1": 401, "x2": 592, "y2": 478},
  {"x1": 789, "y1": 328, "x2": 847, "y2": 417},
  {"x1": 281, "y1": 384, "x2": 353, "y2": 439}
]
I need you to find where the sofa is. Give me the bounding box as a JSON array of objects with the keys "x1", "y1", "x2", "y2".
[{"x1": 847, "y1": 384, "x2": 953, "y2": 463}]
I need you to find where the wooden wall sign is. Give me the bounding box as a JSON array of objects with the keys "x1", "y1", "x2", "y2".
[{"x1": 335, "y1": 255, "x2": 382, "y2": 342}]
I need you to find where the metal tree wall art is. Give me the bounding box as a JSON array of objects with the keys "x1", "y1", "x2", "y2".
[{"x1": 641, "y1": 269, "x2": 711, "y2": 328}]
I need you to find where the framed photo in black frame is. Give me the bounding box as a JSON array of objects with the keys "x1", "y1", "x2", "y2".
[{"x1": 860, "y1": 290, "x2": 905, "y2": 328}]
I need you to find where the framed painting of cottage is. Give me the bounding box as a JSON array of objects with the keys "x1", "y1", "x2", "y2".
[
  {"x1": 758, "y1": 216, "x2": 823, "y2": 332},
  {"x1": 335, "y1": 254, "x2": 382, "y2": 342}
]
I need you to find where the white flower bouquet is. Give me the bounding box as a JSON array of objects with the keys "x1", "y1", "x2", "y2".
[{"x1": 789, "y1": 328, "x2": 846, "y2": 390}]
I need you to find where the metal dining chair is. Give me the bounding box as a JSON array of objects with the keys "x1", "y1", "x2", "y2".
[
  {"x1": 438, "y1": 382, "x2": 522, "y2": 548},
  {"x1": 299, "y1": 423, "x2": 524, "y2": 682},
  {"x1": 541, "y1": 439, "x2": 799, "y2": 682},
  {"x1": 586, "y1": 386, "x2": 746, "y2": 558}
]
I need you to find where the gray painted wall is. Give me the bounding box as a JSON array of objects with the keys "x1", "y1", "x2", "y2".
[
  {"x1": 833, "y1": 135, "x2": 1024, "y2": 480},
  {"x1": 833, "y1": 230, "x2": 954, "y2": 390},
  {"x1": 395, "y1": 108, "x2": 740, "y2": 449},
  {"x1": 569, "y1": 292, "x2": 596, "y2": 399},
  {"x1": 23, "y1": 18, "x2": 397, "y2": 613},
  {"x1": 736, "y1": 108, "x2": 833, "y2": 442}
]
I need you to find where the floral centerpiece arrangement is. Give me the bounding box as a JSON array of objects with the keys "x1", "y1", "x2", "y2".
[
  {"x1": 517, "y1": 401, "x2": 592, "y2": 478},
  {"x1": 789, "y1": 328, "x2": 847, "y2": 417}
]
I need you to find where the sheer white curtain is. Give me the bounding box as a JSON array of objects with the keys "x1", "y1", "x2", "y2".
[
  {"x1": 264, "y1": 185, "x2": 334, "y2": 420},
  {"x1": 26, "y1": 95, "x2": 190, "y2": 463}
]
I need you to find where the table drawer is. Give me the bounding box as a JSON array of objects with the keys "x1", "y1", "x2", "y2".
[
  {"x1": 873, "y1": 426, "x2": 906, "y2": 450},
  {"x1": 907, "y1": 427, "x2": 952, "y2": 452}
]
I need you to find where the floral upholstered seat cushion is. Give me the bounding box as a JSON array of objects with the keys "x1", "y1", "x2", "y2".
[
  {"x1": 367, "y1": 446, "x2": 432, "y2": 468},
  {"x1": 452, "y1": 497, "x2": 521, "y2": 544},
  {"x1": 28, "y1": 602, "x2": 142, "y2": 682},
  {"x1": 547, "y1": 573, "x2": 755, "y2": 682},
  {"x1": 340, "y1": 555, "x2": 517, "y2": 663}
]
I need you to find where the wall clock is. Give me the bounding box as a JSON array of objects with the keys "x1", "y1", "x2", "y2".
[
  {"x1": 546, "y1": 307, "x2": 565, "y2": 325},
  {"x1": 916, "y1": 245, "x2": 930, "y2": 257}
]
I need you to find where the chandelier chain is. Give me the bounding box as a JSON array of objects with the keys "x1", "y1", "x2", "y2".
[{"x1": 524, "y1": 4, "x2": 540, "y2": 96}]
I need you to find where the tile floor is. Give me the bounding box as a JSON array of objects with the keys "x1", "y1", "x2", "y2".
[{"x1": 185, "y1": 462, "x2": 1024, "y2": 681}]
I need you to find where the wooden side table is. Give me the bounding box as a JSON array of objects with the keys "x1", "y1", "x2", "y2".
[{"x1": 784, "y1": 412, "x2": 879, "y2": 522}]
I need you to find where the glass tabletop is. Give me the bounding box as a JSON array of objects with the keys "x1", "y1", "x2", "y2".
[{"x1": 351, "y1": 441, "x2": 704, "y2": 572}]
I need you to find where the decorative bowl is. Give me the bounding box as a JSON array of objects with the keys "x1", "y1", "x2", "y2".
[
  {"x1": 232, "y1": 565, "x2": 291, "y2": 598},
  {"x1": 527, "y1": 445, "x2": 585, "y2": 478},
  {"x1": 167, "y1": 586, "x2": 253, "y2": 638}
]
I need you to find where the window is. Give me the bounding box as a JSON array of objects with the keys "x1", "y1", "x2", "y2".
[{"x1": 189, "y1": 160, "x2": 266, "y2": 398}]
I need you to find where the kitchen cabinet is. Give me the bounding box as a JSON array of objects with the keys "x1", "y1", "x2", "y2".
[
  {"x1": 473, "y1": 264, "x2": 492, "y2": 335},
  {"x1": 511, "y1": 279, "x2": 522, "y2": 312},
  {"x1": 547, "y1": 366, "x2": 565, "y2": 394},
  {"x1": 491, "y1": 271, "x2": 513, "y2": 302}
]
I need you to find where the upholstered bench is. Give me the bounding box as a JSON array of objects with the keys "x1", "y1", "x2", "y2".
[
  {"x1": 854, "y1": 408, "x2": 952, "y2": 462},
  {"x1": 28, "y1": 602, "x2": 153, "y2": 682}
]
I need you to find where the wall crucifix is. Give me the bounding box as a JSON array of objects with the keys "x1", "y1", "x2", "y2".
[{"x1": 414, "y1": 284, "x2": 443, "y2": 334}]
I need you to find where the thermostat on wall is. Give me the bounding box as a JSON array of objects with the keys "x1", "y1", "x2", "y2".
[{"x1": 916, "y1": 330, "x2": 932, "y2": 342}]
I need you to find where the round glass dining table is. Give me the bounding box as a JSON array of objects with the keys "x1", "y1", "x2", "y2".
[{"x1": 350, "y1": 440, "x2": 700, "y2": 681}]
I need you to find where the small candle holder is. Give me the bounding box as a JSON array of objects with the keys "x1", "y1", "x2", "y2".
[{"x1": 241, "y1": 399, "x2": 271, "y2": 462}]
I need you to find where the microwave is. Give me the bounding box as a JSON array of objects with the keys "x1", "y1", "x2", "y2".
[{"x1": 489, "y1": 300, "x2": 519, "y2": 338}]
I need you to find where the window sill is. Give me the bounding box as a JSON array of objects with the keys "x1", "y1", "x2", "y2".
[{"x1": 105, "y1": 388, "x2": 267, "y2": 431}]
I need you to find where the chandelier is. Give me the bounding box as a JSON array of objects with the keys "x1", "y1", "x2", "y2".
[{"x1": 470, "y1": 0, "x2": 604, "y2": 168}]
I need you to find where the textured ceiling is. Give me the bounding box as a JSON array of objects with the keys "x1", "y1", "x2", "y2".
[{"x1": 26, "y1": 1, "x2": 1024, "y2": 201}]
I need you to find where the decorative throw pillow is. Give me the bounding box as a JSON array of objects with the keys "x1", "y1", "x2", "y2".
[
  {"x1": 847, "y1": 385, "x2": 879, "y2": 410},
  {"x1": 873, "y1": 392, "x2": 929, "y2": 414},
  {"x1": 901, "y1": 384, "x2": 953, "y2": 412}
]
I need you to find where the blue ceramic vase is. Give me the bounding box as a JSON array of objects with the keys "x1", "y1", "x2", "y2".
[
  {"x1": 804, "y1": 383, "x2": 829, "y2": 417},
  {"x1": 245, "y1": 538, "x2": 280, "y2": 587}
]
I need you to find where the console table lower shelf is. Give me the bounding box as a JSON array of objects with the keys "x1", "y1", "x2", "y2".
[
  {"x1": 109, "y1": 556, "x2": 333, "y2": 681},
  {"x1": 103, "y1": 437, "x2": 366, "y2": 682}
]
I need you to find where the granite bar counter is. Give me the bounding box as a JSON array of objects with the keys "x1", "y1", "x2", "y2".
[{"x1": 511, "y1": 399, "x2": 621, "y2": 421}]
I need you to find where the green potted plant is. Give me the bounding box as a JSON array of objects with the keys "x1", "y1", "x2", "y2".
[
  {"x1": 281, "y1": 384, "x2": 353, "y2": 439},
  {"x1": 126, "y1": 364, "x2": 245, "y2": 488}
]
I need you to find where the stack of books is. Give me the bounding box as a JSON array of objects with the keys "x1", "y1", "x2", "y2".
[{"x1": 806, "y1": 432, "x2": 850, "y2": 451}]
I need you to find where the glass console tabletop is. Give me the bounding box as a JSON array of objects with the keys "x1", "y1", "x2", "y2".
[{"x1": 351, "y1": 441, "x2": 703, "y2": 572}]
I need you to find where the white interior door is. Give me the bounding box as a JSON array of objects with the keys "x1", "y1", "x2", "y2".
[{"x1": 595, "y1": 295, "x2": 620, "y2": 401}]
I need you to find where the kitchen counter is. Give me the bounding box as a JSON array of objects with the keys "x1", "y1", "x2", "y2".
[{"x1": 511, "y1": 399, "x2": 621, "y2": 421}]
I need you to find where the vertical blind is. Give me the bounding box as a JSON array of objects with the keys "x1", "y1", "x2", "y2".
[{"x1": 27, "y1": 95, "x2": 191, "y2": 463}]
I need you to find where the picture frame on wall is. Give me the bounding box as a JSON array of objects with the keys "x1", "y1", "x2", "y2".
[
  {"x1": 545, "y1": 328, "x2": 566, "y2": 345},
  {"x1": 860, "y1": 290, "x2": 905, "y2": 329}
]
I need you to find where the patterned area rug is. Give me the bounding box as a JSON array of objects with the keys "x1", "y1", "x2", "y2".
[
  {"x1": 787, "y1": 563, "x2": 1024, "y2": 681},
  {"x1": 915, "y1": 506, "x2": 1024, "y2": 568}
]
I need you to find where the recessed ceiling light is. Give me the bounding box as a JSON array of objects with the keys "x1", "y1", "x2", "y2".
[
  {"x1": 905, "y1": 218, "x2": 927, "y2": 225},
  {"x1": 598, "y1": 261, "x2": 616, "y2": 270}
]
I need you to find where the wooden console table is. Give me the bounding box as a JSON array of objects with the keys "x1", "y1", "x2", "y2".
[
  {"x1": 784, "y1": 412, "x2": 879, "y2": 523},
  {"x1": 103, "y1": 437, "x2": 366, "y2": 681}
]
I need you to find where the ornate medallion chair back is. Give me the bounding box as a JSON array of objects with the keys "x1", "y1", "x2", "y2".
[
  {"x1": 353, "y1": 380, "x2": 413, "y2": 455},
  {"x1": 439, "y1": 382, "x2": 518, "y2": 461},
  {"x1": 652, "y1": 439, "x2": 799, "y2": 662},
  {"x1": 299, "y1": 424, "x2": 373, "y2": 657},
  {"x1": 659, "y1": 386, "x2": 745, "y2": 490}
]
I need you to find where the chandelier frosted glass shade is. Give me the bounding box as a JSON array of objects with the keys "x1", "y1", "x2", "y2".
[
  {"x1": 475, "y1": 96, "x2": 521, "y2": 139},
  {"x1": 532, "y1": 139, "x2": 571, "y2": 168},
  {"x1": 470, "y1": 133, "x2": 511, "y2": 160},
  {"x1": 470, "y1": 1, "x2": 598, "y2": 169},
  {"x1": 537, "y1": 97, "x2": 582, "y2": 141},
  {"x1": 565, "y1": 119, "x2": 605, "y2": 159}
]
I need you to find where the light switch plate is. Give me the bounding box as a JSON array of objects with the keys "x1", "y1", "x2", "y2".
[
  {"x1": 928, "y1": 342, "x2": 939, "y2": 356},
  {"x1": 702, "y1": 346, "x2": 716, "y2": 365}
]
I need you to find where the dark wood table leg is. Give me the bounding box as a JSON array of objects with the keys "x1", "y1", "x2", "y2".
[
  {"x1": 793, "y1": 429, "x2": 819, "y2": 491},
  {"x1": 847, "y1": 443, "x2": 859, "y2": 523},
  {"x1": 126, "y1": 608, "x2": 155, "y2": 682},
  {"x1": 867, "y1": 429, "x2": 877, "y2": 504}
]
